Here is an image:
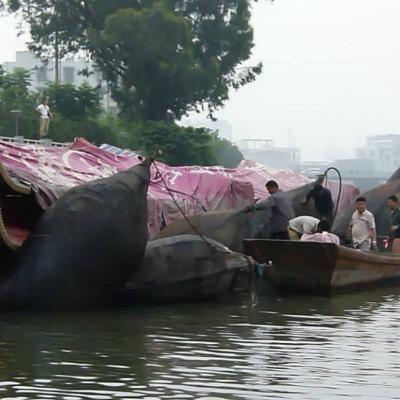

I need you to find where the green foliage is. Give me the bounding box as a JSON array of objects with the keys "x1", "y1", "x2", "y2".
[
  {"x1": 0, "y1": 68, "x2": 242, "y2": 167},
  {"x1": 120, "y1": 121, "x2": 243, "y2": 167},
  {"x1": 45, "y1": 82, "x2": 101, "y2": 120},
  {"x1": 0, "y1": 68, "x2": 39, "y2": 138},
  {"x1": 49, "y1": 116, "x2": 118, "y2": 145},
  {"x1": 96, "y1": 4, "x2": 196, "y2": 121},
  {"x1": 211, "y1": 136, "x2": 243, "y2": 168},
  {"x1": 0, "y1": 68, "x2": 114, "y2": 144},
  {"x1": 5, "y1": 0, "x2": 262, "y2": 121}
]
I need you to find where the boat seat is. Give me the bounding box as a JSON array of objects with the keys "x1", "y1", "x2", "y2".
[{"x1": 392, "y1": 238, "x2": 400, "y2": 254}]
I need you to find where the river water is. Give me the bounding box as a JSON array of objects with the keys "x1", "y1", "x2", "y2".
[{"x1": 1, "y1": 284, "x2": 400, "y2": 399}]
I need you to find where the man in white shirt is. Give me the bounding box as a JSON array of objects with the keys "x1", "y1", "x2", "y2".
[
  {"x1": 301, "y1": 220, "x2": 340, "y2": 245},
  {"x1": 348, "y1": 196, "x2": 377, "y2": 251},
  {"x1": 288, "y1": 215, "x2": 320, "y2": 240},
  {"x1": 36, "y1": 97, "x2": 52, "y2": 138}
]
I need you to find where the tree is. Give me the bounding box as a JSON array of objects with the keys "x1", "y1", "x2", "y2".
[
  {"x1": 119, "y1": 121, "x2": 243, "y2": 167},
  {"x1": 45, "y1": 82, "x2": 101, "y2": 120},
  {"x1": 42, "y1": 82, "x2": 117, "y2": 144},
  {"x1": 3, "y1": 0, "x2": 262, "y2": 121},
  {"x1": 0, "y1": 68, "x2": 39, "y2": 138},
  {"x1": 210, "y1": 135, "x2": 243, "y2": 168}
]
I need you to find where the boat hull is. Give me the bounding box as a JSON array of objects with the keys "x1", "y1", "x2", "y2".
[
  {"x1": 126, "y1": 235, "x2": 249, "y2": 302},
  {"x1": 243, "y1": 239, "x2": 400, "y2": 294}
]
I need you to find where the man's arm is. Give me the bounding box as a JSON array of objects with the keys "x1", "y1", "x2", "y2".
[
  {"x1": 391, "y1": 212, "x2": 400, "y2": 234},
  {"x1": 370, "y1": 228, "x2": 377, "y2": 242},
  {"x1": 370, "y1": 215, "x2": 377, "y2": 248},
  {"x1": 347, "y1": 224, "x2": 352, "y2": 238},
  {"x1": 254, "y1": 196, "x2": 274, "y2": 211},
  {"x1": 370, "y1": 228, "x2": 377, "y2": 249},
  {"x1": 305, "y1": 187, "x2": 314, "y2": 203}
]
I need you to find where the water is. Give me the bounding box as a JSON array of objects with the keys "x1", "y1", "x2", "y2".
[{"x1": 1, "y1": 285, "x2": 400, "y2": 399}]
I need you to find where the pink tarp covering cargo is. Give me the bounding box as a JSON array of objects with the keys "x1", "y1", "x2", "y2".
[{"x1": 0, "y1": 137, "x2": 358, "y2": 249}]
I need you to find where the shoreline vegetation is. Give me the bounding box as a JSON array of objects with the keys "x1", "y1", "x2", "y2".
[
  {"x1": 0, "y1": 68, "x2": 243, "y2": 168},
  {"x1": 0, "y1": 0, "x2": 263, "y2": 168}
]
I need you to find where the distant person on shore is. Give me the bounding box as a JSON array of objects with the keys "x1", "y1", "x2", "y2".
[
  {"x1": 288, "y1": 215, "x2": 320, "y2": 240},
  {"x1": 387, "y1": 195, "x2": 400, "y2": 248},
  {"x1": 302, "y1": 175, "x2": 334, "y2": 222},
  {"x1": 301, "y1": 220, "x2": 340, "y2": 245},
  {"x1": 36, "y1": 97, "x2": 52, "y2": 139},
  {"x1": 248, "y1": 180, "x2": 295, "y2": 240},
  {"x1": 348, "y1": 196, "x2": 377, "y2": 251}
]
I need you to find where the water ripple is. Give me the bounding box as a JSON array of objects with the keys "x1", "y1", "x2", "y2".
[{"x1": 1, "y1": 289, "x2": 400, "y2": 398}]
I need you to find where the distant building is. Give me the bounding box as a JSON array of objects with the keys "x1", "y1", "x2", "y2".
[
  {"x1": 3, "y1": 51, "x2": 117, "y2": 113},
  {"x1": 357, "y1": 134, "x2": 400, "y2": 176},
  {"x1": 334, "y1": 158, "x2": 376, "y2": 178},
  {"x1": 239, "y1": 139, "x2": 301, "y2": 170},
  {"x1": 301, "y1": 161, "x2": 330, "y2": 179}
]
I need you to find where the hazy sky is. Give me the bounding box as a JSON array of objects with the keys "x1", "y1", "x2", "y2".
[{"x1": 1, "y1": 0, "x2": 400, "y2": 161}]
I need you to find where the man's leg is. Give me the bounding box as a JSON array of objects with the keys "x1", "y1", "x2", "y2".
[
  {"x1": 43, "y1": 118, "x2": 50, "y2": 137},
  {"x1": 39, "y1": 118, "x2": 47, "y2": 138},
  {"x1": 39, "y1": 118, "x2": 44, "y2": 138},
  {"x1": 288, "y1": 228, "x2": 300, "y2": 240}
]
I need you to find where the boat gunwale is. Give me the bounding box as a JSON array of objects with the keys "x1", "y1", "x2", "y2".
[
  {"x1": 243, "y1": 239, "x2": 400, "y2": 294},
  {"x1": 244, "y1": 239, "x2": 400, "y2": 266}
]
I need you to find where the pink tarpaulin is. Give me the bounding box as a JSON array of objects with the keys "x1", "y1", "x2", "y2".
[
  {"x1": 0, "y1": 138, "x2": 358, "y2": 238},
  {"x1": 232, "y1": 160, "x2": 359, "y2": 214}
]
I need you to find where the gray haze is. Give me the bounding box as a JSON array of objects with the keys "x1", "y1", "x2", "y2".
[{"x1": 1, "y1": 0, "x2": 400, "y2": 161}]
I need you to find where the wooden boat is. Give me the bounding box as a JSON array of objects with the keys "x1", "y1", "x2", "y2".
[{"x1": 243, "y1": 239, "x2": 400, "y2": 294}]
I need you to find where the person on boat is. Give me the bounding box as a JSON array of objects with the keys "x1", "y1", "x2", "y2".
[
  {"x1": 348, "y1": 196, "x2": 377, "y2": 251},
  {"x1": 288, "y1": 215, "x2": 320, "y2": 240},
  {"x1": 302, "y1": 175, "x2": 334, "y2": 222},
  {"x1": 387, "y1": 195, "x2": 400, "y2": 249},
  {"x1": 247, "y1": 180, "x2": 295, "y2": 240},
  {"x1": 301, "y1": 220, "x2": 340, "y2": 245}
]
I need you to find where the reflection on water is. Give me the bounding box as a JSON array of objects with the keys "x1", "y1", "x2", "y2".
[{"x1": 1, "y1": 286, "x2": 400, "y2": 399}]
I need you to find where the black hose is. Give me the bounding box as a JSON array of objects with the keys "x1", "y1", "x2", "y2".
[{"x1": 323, "y1": 166, "x2": 342, "y2": 222}]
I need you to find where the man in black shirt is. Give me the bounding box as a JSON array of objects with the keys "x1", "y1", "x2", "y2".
[
  {"x1": 304, "y1": 176, "x2": 334, "y2": 222},
  {"x1": 387, "y1": 195, "x2": 400, "y2": 239}
]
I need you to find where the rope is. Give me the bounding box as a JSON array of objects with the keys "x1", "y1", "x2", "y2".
[
  {"x1": 151, "y1": 160, "x2": 214, "y2": 248},
  {"x1": 151, "y1": 181, "x2": 207, "y2": 212}
]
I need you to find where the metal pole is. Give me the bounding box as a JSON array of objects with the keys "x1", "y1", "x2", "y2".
[{"x1": 10, "y1": 110, "x2": 22, "y2": 138}]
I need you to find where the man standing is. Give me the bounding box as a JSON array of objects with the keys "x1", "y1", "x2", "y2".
[
  {"x1": 288, "y1": 215, "x2": 320, "y2": 240},
  {"x1": 303, "y1": 176, "x2": 334, "y2": 222},
  {"x1": 36, "y1": 97, "x2": 52, "y2": 139},
  {"x1": 252, "y1": 180, "x2": 295, "y2": 239},
  {"x1": 387, "y1": 195, "x2": 400, "y2": 243},
  {"x1": 348, "y1": 196, "x2": 377, "y2": 251}
]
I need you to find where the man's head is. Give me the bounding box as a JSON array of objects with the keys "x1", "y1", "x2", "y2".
[
  {"x1": 42, "y1": 96, "x2": 49, "y2": 105},
  {"x1": 355, "y1": 196, "x2": 367, "y2": 213},
  {"x1": 266, "y1": 180, "x2": 279, "y2": 195},
  {"x1": 315, "y1": 174, "x2": 325, "y2": 186},
  {"x1": 387, "y1": 195, "x2": 399, "y2": 211},
  {"x1": 317, "y1": 220, "x2": 331, "y2": 233}
]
